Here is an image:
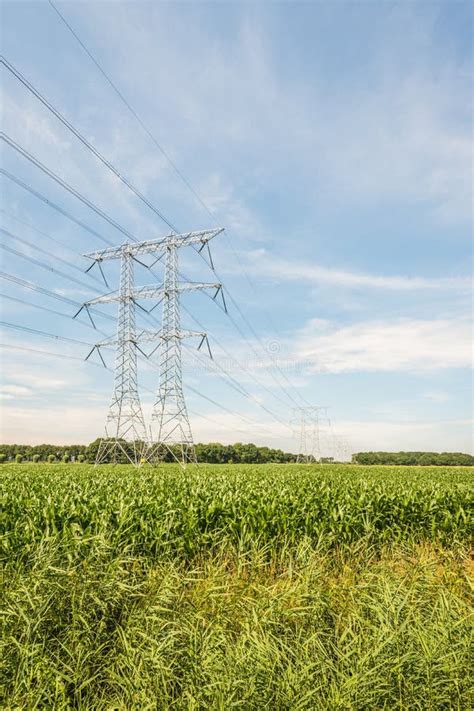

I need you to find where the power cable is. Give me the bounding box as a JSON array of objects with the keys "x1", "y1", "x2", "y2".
[
  {"x1": 1, "y1": 55, "x2": 179, "y2": 233},
  {"x1": 47, "y1": 0, "x2": 310, "y2": 407},
  {"x1": 0, "y1": 242, "x2": 104, "y2": 294},
  {"x1": 1, "y1": 293, "x2": 110, "y2": 337},
  {"x1": 1, "y1": 133, "x2": 140, "y2": 243},
  {"x1": 0, "y1": 320, "x2": 94, "y2": 346},
  {"x1": 1, "y1": 226, "x2": 103, "y2": 282},
  {"x1": 0, "y1": 169, "x2": 114, "y2": 246},
  {"x1": 2, "y1": 55, "x2": 305, "y2": 409},
  {"x1": 0, "y1": 271, "x2": 115, "y2": 322},
  {"x1": 0, "y1": 207, "x2": 101, "y2": 269}
]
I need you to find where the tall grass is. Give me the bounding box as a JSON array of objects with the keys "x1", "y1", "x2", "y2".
[{"x1": 1, "y1": 463, "x2": 473, "y2": 708}]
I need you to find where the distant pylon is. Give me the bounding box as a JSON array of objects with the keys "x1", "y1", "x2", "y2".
[
  {"x1": 292, "y1": 406, "x2": 328, "y2": 462},
  {"x1": 77, "y1": 229, "x2": 225, "y2": 467}
]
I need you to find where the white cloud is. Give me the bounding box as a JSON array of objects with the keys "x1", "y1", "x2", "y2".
[
  {"x1": 243, "y1": 250, "x2": 471, "y2": 291},
  {"x1": 337, "y1": 418, "x2": 473, "y2": 454},
  {"x1": 422, "y1": 390, "x2": 451, "y2": 404},
  {"x1": 0, "y1": 384, "x2": 33, "y2": 400},
  {"x1": 294, "y1": 317, "x2": 472, "y2": 373},
  {"x1": 0, "y1": 404, "x2": 104, "y2": 444},
  {"x1": 60, "y1": 1, "x2": 472, "y2": 226}
]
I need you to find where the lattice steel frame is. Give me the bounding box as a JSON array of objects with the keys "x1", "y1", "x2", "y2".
[
  {"x1": 94, "y1": 247, "x2": 148, "y2": 465},
  {"x1": 292, "y1": 407, "x2": 326, "y2": 463},
  {"x1": 79, "y1": 229, "x2": 224, "y2": 467}
]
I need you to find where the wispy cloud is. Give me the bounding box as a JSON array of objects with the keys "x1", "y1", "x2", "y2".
[
  {"x1": 336, "y1": 418, "x2": 473, "y2": 454},
  {"x1": 294, "y1": 317, "x2": 472, "y2": 373},
  {"x1": 243, "y1": 250, "x2": 471, "y2": 291},
  {"x1": 0, "y1": 384, "x2": 33, "y2": 400}
]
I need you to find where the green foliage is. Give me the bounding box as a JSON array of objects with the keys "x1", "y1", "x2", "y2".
[
  {"x1": 62, "y1": 454, "x2": 70, "y2": 463},
  {"x1": 32, "y1": 454, "x2": 40, "y2": 463},
  {"x1": 47, "y1": 454, "x2": 56, "y2": 463},
  {"x1": 14, "y1": 454, "x2": 22, "y2": 463},
  {"x1": 0, "y1": 441, "x2": 297, "y2": 464},
  {"x1": 2, "y1": 463, "x2": 473, "y2": 708},
  {"x1": 353, "y1": 451, "x2": 474, "y2": 466},
  {"x1": 2, "y1": 543, "x2": 472, "y2": 709},
  {"x1": 0, "y1": 453, "x2": 6, "y2": 463},
  {"x1": 2, "y1": 464, "x2": 472, "y2": 558}
]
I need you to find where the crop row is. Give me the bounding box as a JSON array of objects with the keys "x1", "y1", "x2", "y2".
[{"x1": 2, "y1": 464, "x2": 472, "y2": 564}]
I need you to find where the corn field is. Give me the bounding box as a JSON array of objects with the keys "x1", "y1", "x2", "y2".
[{"x1": 1, "y1": 463, "x2": 473, "y2": 708}]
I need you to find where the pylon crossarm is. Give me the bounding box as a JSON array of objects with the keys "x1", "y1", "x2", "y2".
[
  {"x1": 84, "y1": 229, "x2": 225, "y2": 468},
  {"x1": 84, "y1": 228, "x2": 224, "y2": 262},
  {"x1": 83, "y1": 282, "x2": 221, "y2": 307},
  {"x1": 134, "y1": 329, "x2": 206, "y2": 343},
  {"x1": 85, "y1": 289, "x2": 121, "y2": 305}
]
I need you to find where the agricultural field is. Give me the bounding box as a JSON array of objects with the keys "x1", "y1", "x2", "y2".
[{"x1": 1, "y1": 463, "x2": 473, "y2": 709}]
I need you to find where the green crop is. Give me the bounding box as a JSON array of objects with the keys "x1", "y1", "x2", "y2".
[
  {"x1": 1, "y1": 463, "x2": 473, "y2": 708},
  {"x1": 1, "y1": 463, "x2": 472, "y2": 564}
]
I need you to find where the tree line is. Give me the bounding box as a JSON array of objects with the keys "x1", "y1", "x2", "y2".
[
  {"x1": 1, "y1": 443, "x2": 472, "y2": 465},
  {"x1": 351, "y1": 451, "x2": 474, "y2": 466},
  {"x1": 0, "y1": 440, "x2": 298, "y2": 464}
]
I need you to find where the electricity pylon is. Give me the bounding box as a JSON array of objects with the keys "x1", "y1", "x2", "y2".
[
  {"x1": 149, "y1": 241, "x2": 198, "y2": 465},
  {"x1": 76, "y1": 229, "x2": 225, "y2": 466},
  {"x1": 292, "y1": 406, "x2": 329, "y2": 463}
]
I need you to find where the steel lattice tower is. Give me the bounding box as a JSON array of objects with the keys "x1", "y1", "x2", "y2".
[
  {"x1": 78, "y1": 229, "x2": 225, "y2": 466},
  {"x1": 95, "y1": 247, "x2": 148, "y2": 465},
  {"x1": 151, "y1": 242, "x2": 195, "y2": 464},
  {"x1": 292, "y1": 407, "x2": 327, "y2": 463}
]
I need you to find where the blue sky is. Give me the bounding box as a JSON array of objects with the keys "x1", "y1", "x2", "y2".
[{"x1": 0, "y1": 0, "x2": 472, "y2": 453}]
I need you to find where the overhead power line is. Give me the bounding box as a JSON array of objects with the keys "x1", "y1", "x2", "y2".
[
  {"x1": 0, "y1": 320, "x2": 94, "y2": 346},
  {"x1": 2, "y1": 50, "x2": 305, "y2": 413},
  {"x1": 46, "y1": 0, "x2": 311, "y2": 410},
  {"x1": 0, "y1": 169, "x2": 114, "y2": 246},
  {"x1": 0, "y1": 271, "x2": 114, "y2": 322},
  {"x1": 1, "y1": 133, "x2": 139, "y2": 243},
  {"x1": 1, "y1": 293, "x2": 110, "y2": 337},
  {"x1": 1, "y1": 341, "x2": 283, "y2": 442},
  {"x1": 1, "y1": 226, "x2": 101, "y2": 281},
  {"x1": 0, "y1": 207, "x2": 102, "y2": 271},
  {"x1": 1, "y1": 55, "x2": 178, "y2": 233},
  {"x1": 4, "y1": 8, "x2": 312, "y2": 431},
  {"x1": 0, "y1": 241, "x2": 104, "y2": 294},
  {"x1": 47, "y1": 0, "x2": 210, "y2": 219}
]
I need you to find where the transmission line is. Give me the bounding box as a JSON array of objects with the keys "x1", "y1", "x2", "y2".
[
  {"x1": 48, "y1": 0, "x2": 209, "y2": 218},
  {"x1": 181, "y1": 341, "x2": 291, "y2": 431},
  {"x1": 0, "y1": 207, "x2": 102, "y2": 272},
  {"x1": 0, "y1": 169, "x2": 114, "y2": 246},
  {"x1": 3, "y1": 61, "x2": 305, "y2": 411},
  {"x1": 0, "y1": 243, "x2": 105, "y2": 294},
  {"x1": 1, "y1": 341, "x2": 283, "y2": 443},
  {"x1": 1, "y1": 55, "x2": 179, "y2": 233},
  {"x1": 1, "y1": 294, "x2": 110, "y2": 337},
  {"x1": 0, "y1": 272, "x2": 115, "y2": 323},
  {"x1": 3, "y1": 26, "x2": 310, "y2": 432},
  {"x1": 1, "y1": 227, "x2": 102, "y2": 282},
  {"x1": 46, "y1": 0, "x2": 311, "y2": 408},
  {"x1": 1, "y1": 133, "x2": 140, "y2": 243},
  {"x1": 0, "y1": 320, "x2": 94, "y2": 346}
]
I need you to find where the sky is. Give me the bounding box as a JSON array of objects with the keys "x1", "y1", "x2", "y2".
[{"x1": 0, "y1": 0, "x2": 472, "y2": 455}]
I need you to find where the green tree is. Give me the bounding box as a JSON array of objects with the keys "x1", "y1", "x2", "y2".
[
  {"x1": 48, "y1": 454, "x2": 56, "y2": 463},
  {"x1": 15, "y1": 454, "x2": 22, "y2": 463},
  {"x1": 32, "y1": 454, "x2": 40, "y2": 463}
]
